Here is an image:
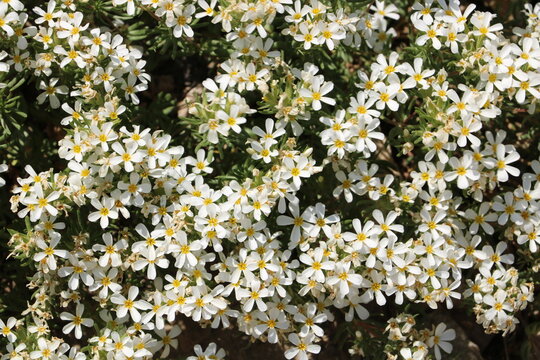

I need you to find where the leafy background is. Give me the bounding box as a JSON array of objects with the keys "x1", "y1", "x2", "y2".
[{"x1": 0, "y1": 0, "x2": 539, "y2": 358}]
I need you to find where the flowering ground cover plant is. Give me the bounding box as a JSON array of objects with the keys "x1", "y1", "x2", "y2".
[{"x1": 1, "y1": 0, "x2": 540, "y2": 359}]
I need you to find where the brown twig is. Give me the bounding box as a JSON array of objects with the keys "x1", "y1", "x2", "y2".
[{"x1": 137, "y1": 4, "x2": 162, "y2": 23}]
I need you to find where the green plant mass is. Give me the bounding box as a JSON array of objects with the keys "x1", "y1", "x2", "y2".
[{"x1": 0, "y1": 0, "x2": 539, "y2": 359}]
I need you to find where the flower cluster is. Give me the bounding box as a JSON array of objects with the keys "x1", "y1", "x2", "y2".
[
  {"x1": 129, "y1": 0, "x2": 397, "y2": 52},
  {"x1": 283, "y1": 0, "x2": 398, "y2": 51},
  {"x1": 411, "y1": 0, "x2": 540, "y2": 113},
  {"x1": 378, "y1": 314, "x2": 456, "y2": 360},
  {"x1": 1, "y1": 0, "x2": 539, "y2": 360},
  {"x1": 0, "y1": 0, "x2": 149, "y2": 112}
]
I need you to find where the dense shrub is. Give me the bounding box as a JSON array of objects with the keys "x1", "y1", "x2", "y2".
[{"x1": 0, "y1": 0, "x2": 539, "y2": 359}]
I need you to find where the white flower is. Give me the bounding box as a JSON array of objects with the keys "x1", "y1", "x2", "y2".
[
  {"x1": 0, "y1": 317, "x2": 17, "y2": 342},
  {"x1": 362, "y1": 271, "x2": 387, "y2": 305},
  {"x1": 110, "y1": 286, "x2": 152, "y2": 322},
  {"x1": 373, "y1": 82, "x2": 399, "y2": 111},
  {"x1": 154, "y1": 326, "x2": 181, "y2": 358},
  {"x1": 173, "y1": 232, "x2": 202, "y2": 268},
  {"x1": 88, "y1": 197, "x2": 118, "y2": 228},
  {"x1": 252, "y1": 118, "x2": 286, "y2": 146},
  {"x1": 216, "y1": 104, "x2": 247, "y2": 134},
  {"x1": 113, "y1": 0, "x2": 136, "y2": 15},
  {"x1": 319, "y1": 22, "x2": 346, "y2": 50},
  {"x1": 33, "y1": 233, "x2": 68, "y2": 271},
  {"x1": 34, "y1": 1, "x2": 59, "y2": 26},
  {"x1": 167, "y1": 5, "x2": 195, "y2": 38},
  {"x1": 186, "y1": 343, "x2": 226, "y2": 360},
  {"x1": 241, "y1": 62, "x2": 269, "y2": 91},
  {"x1": 443, "y1": 24, "x2": 467, "y2": 53},
  {"x1": 418, "y1": 209, "x2": 451, "y2": 239},
  {"x1": 22, "y1": 184, "x2": 60, "y2": 221},
  {"x1": 464, "y1": 202, "x2": 497, "y2": 234},
  {"x1": 348, "y1": 91, "x2": 380, "y2": 121},
  {"x1": 402, "y1": 58, "x2": 434, "y2": 89},
  {"x1": 415, "y1": 19, "x2": 443, "y2": 49},
  {"x1": 30, "y1": 338, "x2": 61, "y2": 359},
  {"x1": 254, "y1": 308, "x2": 289, "y2": 343},
  {"x1": 371, "y1": 0, "x2": 399, "y2": 20},
  {"x1": 90, "y1": 267, "x2": 122, "y2": 298},
  {"x1": 322, "y1": 130, "x2": 354, "y2": 159},
  {"x1": 0, "y1": 0, "x2": 23, "y2": 11},
  {"x1": 304, "y1": 202, "x2": 340, "y2": 238},
  {"x1": 3, "y1": 342, "x2": 26, "y2": 360},
  {"x1": 481, "y1": 242, "x2": 514, "y2": 270},
  {"x1": 373, "y1": 209, "x2": 403, "y2": 240},
  {"x1": 37, "y1": 78, "x2": 69, "y2": 109},
  {"x1": 117, "y1": 172, "x2": 151, "y2": 206},
  {"x1": 371, "y1": 52, "x2": 403, "y2": 79},
  {"x1": 58, "y1": 254, "x2": 94, "y2": 290},
  {"x1": 0, "y1": 9, "x2": 18, "y2": 37},
  {"x1": 299, "y1": 76, "x2": 335, "y2": 110},
  {"x1": 250, "y1": 141, "x2": 278, "y2": 163},
  {"x1": 132, "y1": 246, "x2": 169, "y2": 279},
  {"x1": 492, "y1": 192, "x2": 526, "y2": 225},
  {"x1": 453, "y1": 115, "x2": 482, "y2": 147},
  {"x1": 334, "y1": 293, "x2": 370, "y2": 320},
  {"x1": 517, "y1": 224, "x2": 540, "y2": 252},
  {"x1": 471, "y1": 13, "x2": 503, "y2": 39},
  {"x1": 59, "y1": 132, "x2": 86, "y2": 162},
  {"x1": 400, "y1": 347, "x2": 426, "y2": 360},
  {"x1": 282, "y1": 156, "x2": 311, "y2": 188},
  {"x1": 184, "y1": 286, "x2": 225, "y2": 322},
  {"x1": 484, "y1": 146, "x2": 520, "y2": 182},
  {"x1": 427, "y1": 323, "x2": 455, "y2": 360},
  {"x1": 91, "y1": 122, "x2": 118, "y2": 151},
  {"x1": 352, "y1": 118, "x2": 384, "y2": 154},
  {"x1": 299, "y1": 247, "x2": 334, "y2": 282},
  {"x1": 92, "y1": 232, "x2": 127, "y2": 267},
  {"x1": 187, "y1": 149, "x2": 213, "y2": 174},
  {"x1": 294, "y1": 22, "x2": 321, "y2": 49},
  {"x1": 333, "y1": 171, "x2": 358, "y2": 203},
  {"x1": 110, "y1": 141, "x2": 144, "y2": 173},
  {"x1": 483, "y1": 289, "x2": 512, "y2": 322},
  {"x1": 445, "y1": 154, "x2": 480, "y2": 189},
  {"x1": 196, "y1": 0, "x2": 217, "y2": 18},
  {"x1": 60, "y1": 304, "x2": 94, "y2": 339},
  {"x1": 326, "y1": 261, "x2": 362, "y2": 298},
  {"x1": 277, "y1": 200, "x2": 312, "y2": 247},
  {"x1": 285, "y1": 333, "x2": 321, "y2": 360},
  {"x1": 514, "y1": 37, "x2": 540, "y2": 69},
  {"x1": 240, "y1": 280, "x2": 269, "y2": 312},
  {"x1": 294, "y1": 303, "x2": 327, "y2": 337}
]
